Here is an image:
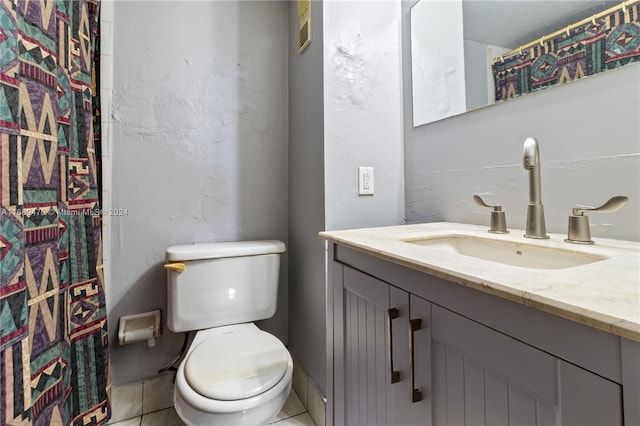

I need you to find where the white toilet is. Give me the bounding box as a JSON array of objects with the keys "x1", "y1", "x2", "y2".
[{"x1": 164, "y1": 240, "x2": 292, "y2": 426}]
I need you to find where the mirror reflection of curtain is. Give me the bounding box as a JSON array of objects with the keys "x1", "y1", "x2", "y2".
[
  {"x1": 0, "y1": 0, "x2": 110, "y2": 425},
  {"x1": 492, "y1": 2, "x2": 640, "y2": 101}
]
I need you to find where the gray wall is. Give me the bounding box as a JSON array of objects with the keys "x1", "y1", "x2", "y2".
[
  {"x1": 288, "y1": 1, "x2": 405, "y2": 396},
  {"x1": 108, "y1": 1, "x2": 289, "y2": 384},
  {"x1": 402, "y1": 1, "x2": 639, "y2": 242},
  {"x1": 323, "y1": 1, "x2": 405, "y2": 232},
  {"x1": 288, "y1": 0, "x2": 327, "y2": 396},
  {"x1": 463, "y1": 39, "x2": 490, "y2": 111}
]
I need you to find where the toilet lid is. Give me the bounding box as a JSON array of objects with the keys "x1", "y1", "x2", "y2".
[{"x1": 184, "y1": 330, "x2": 289, "y2": 401}]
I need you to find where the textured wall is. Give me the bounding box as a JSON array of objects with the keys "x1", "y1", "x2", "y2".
[
  {"x1": 410, "y1": 0, "x2": 466, "y2": 126},
  {"x1": 288, "y1": 0, "x2": 405, "y2": 396},
  {"x1": 108, "y1": 1, "x2": 289, "y2": 384},
  {"x1": 323, "y1": 0, "x2": 405, "y2": 232}
]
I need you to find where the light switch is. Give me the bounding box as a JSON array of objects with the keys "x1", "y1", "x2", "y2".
[{"x1": 358, "y1": 166, "x2": 374, "y2": 196}]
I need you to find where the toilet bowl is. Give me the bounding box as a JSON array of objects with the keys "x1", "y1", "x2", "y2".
[
  {"x1": 164, "y1": 240, "x2": 291, "y2": 426},
  {"x1": 173, "y1": 324, "x2": 293, "y2": 426}
]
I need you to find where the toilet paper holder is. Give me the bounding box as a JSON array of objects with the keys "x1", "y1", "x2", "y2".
[{"x1": 118, "y1": 310, "x2": 161, "y2": 347}]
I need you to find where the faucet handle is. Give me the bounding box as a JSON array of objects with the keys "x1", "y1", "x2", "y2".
[
  {"x1": 572, "y1": 196, "x2": 629, "y2": 216},
  {"x1": 566, "y1": 196, "x2": 629, "y2": 244},
  {"x1": 473, "y1": 195, "x2": 508, "y2": 234}
]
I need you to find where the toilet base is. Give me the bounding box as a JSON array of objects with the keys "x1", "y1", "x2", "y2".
[
  {"x1": 172, "y1": 325, "x2": 293, "y2": 426},
  {"x1": 174, "y1": 380, "x2": 291, "y2": 426}
]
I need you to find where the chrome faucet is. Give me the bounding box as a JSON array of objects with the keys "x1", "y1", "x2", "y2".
[{"x1": 523, "y1": 137, "x2": 549, "y2": 239}]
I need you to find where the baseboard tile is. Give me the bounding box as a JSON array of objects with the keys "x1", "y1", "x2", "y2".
[{"x1": 290, "y1": 351, "x2": 326, "y2": 426}]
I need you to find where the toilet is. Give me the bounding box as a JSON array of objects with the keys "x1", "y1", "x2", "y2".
[{"x1": 164, "y1": 240, "x2": 292, "y2": 426}]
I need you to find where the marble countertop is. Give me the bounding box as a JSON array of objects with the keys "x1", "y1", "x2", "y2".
[{"x1": 319, "y1": 222, "x2": 640, "y2": 342}]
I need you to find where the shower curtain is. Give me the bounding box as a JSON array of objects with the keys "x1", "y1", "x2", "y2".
[
  {"x1": 1, "y1": 0, "x2": 110, "y2": 425},
  {"x1": 492, "y1": 2, "x2": 640, "y2": 101}
]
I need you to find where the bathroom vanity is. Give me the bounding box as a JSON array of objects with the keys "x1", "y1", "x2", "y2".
[{"x1": 320, "y1": 223, "x2": 640, "y2": 426}]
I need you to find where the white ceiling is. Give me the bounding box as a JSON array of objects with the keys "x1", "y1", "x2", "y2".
[{"x1": 463, "y1": 0, "x2": 620, "y2": 49}]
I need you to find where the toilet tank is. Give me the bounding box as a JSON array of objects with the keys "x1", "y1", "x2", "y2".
[{"x1": 165, "y1": 240, "x2": 286, "y2": 333}]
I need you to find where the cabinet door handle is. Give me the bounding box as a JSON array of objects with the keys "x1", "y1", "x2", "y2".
[
  {"x1": 410, "y1": 318, "x2": 423, "y2": 403},
  {"x1": 387, "y1": 308, "x2": 400, "y2": 384}
]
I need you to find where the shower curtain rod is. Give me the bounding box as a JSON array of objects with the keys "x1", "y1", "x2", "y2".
[{"x1": 494, "y1": 0, "x2": 639, "y2": 63}]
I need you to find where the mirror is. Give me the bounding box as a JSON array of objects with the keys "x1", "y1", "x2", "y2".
[{"x1": 411, "y1": 0, "x2": 620, "y2": 127}]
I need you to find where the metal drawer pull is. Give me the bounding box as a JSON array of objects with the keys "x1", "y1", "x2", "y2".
[
  {"x1": 410, "y1": 318, "x2": 423, "y2": 402},
  {"x1": 388, "y1": 308, "x2": 400, "y2": 384}
]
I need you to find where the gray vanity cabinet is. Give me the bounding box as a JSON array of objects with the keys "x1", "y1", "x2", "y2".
[
  {"x1": 334, "y1": 265, "x2": 445, "y2": 426},
  {"x1": 333, "y1": 265, "x2": 411, "y2": 425},
  {"x1": 329, "y1": 245, "x2": 633, "y2": 426},
  {"x1": 428, "y1": 305, "x2": 622, "y2": 425}
]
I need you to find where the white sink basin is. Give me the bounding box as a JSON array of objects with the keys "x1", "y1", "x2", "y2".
[{"x1": 404, "y1": 235, "x2": 608, "y2": 270}]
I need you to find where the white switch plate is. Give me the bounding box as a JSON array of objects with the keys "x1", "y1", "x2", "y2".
[{"x1": 358, "y1": 166, "x2": 374, "y2": 195}]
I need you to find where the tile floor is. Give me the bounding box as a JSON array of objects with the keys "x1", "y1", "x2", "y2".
[{"x1": 108, "y1": 385, "x2": 315, "y2": 426}]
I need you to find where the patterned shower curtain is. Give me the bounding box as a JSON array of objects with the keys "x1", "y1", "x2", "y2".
[
  {"x1": 0, "y1": 0, "x2": 110, "y2": 425},
  {"x1": 493, "y1": 2, "x2": 640, "y2": 101}
]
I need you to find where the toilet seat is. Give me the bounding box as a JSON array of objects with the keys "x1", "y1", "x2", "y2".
[
  {"x1": 174, "y1": 324, "x2": 293, "y2": 417},
  {"x1": 184, "y1": 329, "x2": 289, "y2": 400}
]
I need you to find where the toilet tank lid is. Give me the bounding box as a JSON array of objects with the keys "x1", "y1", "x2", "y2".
[{"x1": 166, "y1": 240, "x2": 285, "y2": 262}]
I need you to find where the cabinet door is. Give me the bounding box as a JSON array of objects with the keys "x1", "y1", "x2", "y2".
[
  {"x1": 430, "y1": 305, "x2": 622, "y2": 426},
  {"x1": 334, "y1": 266, "x2": 410, "y2": 426}
]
